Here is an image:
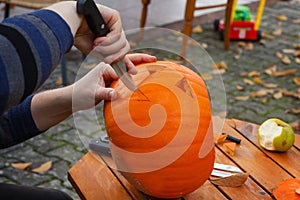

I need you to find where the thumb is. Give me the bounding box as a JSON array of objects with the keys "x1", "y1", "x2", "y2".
[{"x1": 96, "y1": 88, "x2": 118, "y2": 102}]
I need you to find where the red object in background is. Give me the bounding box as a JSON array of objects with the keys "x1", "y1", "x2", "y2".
[{"x1": 215, "y1": 19, "x2": 261, "y2": 41}]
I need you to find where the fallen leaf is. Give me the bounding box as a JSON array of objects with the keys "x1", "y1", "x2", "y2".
[
  {"x1": 243, "y1": 78, "x2": 254, "y2": 85},
  {"x1": 279, "y1": 89, "x2": 300, "y2": 100},
  {"x1": 294, "y1": 44, "x2": 300, "y2": 49},
  {"x1": 240, "y1": 71, "x2": 248, "y2": 77},
  {"x1": 295, "y1": 58, "x2": 300, "y2": 64},
  {"x1": 294, "y1": 51, "x2": 300, "y2": 57},
  {"x1": 282, "y1": 49, "x2": 295, "y2": 54},
  {"x1": 212, "y1": 69, "x2": 226, "y2": 75},
  {"x1": 11, "y1": 162, "x2": 32, "y2": 170},
  {"x1": 31, "y1": 161, "x2": 52, "y2": 173},
  {"x1": 272, "y1": 29, "x2": 282, "y2": 36},
  {"x1": 192, "y1": 25, "x2": 203, "y2": 33},
  {"x1": 289, "y1": 121, "x2": 299, "y2": 131},
  {"x1": 275, "y1": 52, "x2": 283, "y2": 59},
  {"x1": 262, "y1": 32, "x2": 275, "y2": 40},
  {"x1": 264, "y1": 65, "x2": 277, "y2": 75},
  {"x1": 273, "y1": 92, "x2": 283, "y2": 99},
  {"x1": 262, "y1": 97, "x2": 268, "y2": 104},
  {"x1": 276, "y1": 15, "x2": 288, "y2": 21},
  {"x1": 294, "y1": 77, "x2": 300, "y2": 86},
  {"x1": 236, "y1": 85, "x2": 244, "y2": 91},
  {"x1": 281, "y1": 55, "x2": 291, "y2": 64},
  {"x1": 263, "y1": 83, "x2": 278, "y2": 88},
  {"x1": 259, "y1": 39, "x2": 266, "y2": 45},
  {"x1": 201, "y1": 73, "x2": 212, "y2": 81},
  {"x1": 236, "y1": 41, "x2": 246, "y2": 47},
  {"x1": 214, "y1": 61, "x2": 228, "y2": 70},
  {"x1": 248, "y1": 71, "x2": 260, "y2": 77},
  {"x1": 292, "y1": 18, "x2": 300, "y2": 24},
  {"x1": 210, "y1": 172, "x2": 250, "y2": 187},
  {"x1": 291, "y1": 108, "x2": 300, "y2": 114},
  {"x1": 200, "y1": 42, "x2": 208, "y2": 49},
  {"x1": 235, "y1": 95, "x2": 250, "y2": 101},
  {"x1": 245, "y1": 43, "x2": 254, "y2": 50},
  {"x1": 253, "y1": 77, "x2": 264, "y2": 85},
  {"x1": 55, "y1": 76, "x2": 63, "y2": 86},
  {"x1": 297, "y1": 88, "x2": 300, "y2": 94},
  {"x1": 250, "y1": 89, "x2": 273, "y2": 97},
  {"x1": 274, "y1": 68, "x2": 297, "y2": 77}
]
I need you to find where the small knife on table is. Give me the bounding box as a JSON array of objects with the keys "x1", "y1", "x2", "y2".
[{"x1": 76, "y1": 0, "x2": 138, "y2": 91}]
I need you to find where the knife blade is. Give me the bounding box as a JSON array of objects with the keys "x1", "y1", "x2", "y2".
[
  {"x1": 213, "y1": 163, "x2": 243, "y2": 173},
  {"x1": 76, "y1": 0, "x2": 138, "y2": 91}
]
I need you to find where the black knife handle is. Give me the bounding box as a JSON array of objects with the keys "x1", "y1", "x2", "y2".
[{"x1": 77, "y1": 0, "x2": 110, "y2": 37}]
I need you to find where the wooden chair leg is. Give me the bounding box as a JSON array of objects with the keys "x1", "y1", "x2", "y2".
[
  {"x1": 224, "y1": 0, "x2": 235, "y2": 50},
  {"x1": 181, "y1": 0, "x2": 196, "y2": 57},
  {"x1": 140, "y1": 0, "x2": 151, "y2": 28}
]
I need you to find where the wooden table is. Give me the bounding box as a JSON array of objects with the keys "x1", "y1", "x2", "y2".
[{"x1": 68, "y1": 118, "x2": 300, "y2": 200}]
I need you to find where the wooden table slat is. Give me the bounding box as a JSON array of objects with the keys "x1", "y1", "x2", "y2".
[
  {"x1": 214, "y1": 117, "x2": 293, "y2": 194},
  {"x1": 229, "y1": 118, "x2": 300, "y2": 178}
]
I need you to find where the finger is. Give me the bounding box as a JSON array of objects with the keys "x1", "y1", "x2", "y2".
[
  {"x1": 95, "y1": 87, "x2": 118, "y2": 102},
  {"x1": 123, "y1": 56, "x2": 137, "y2": 75},
  {"x1": 94, "y1": 32, "x2": 127, "y2": 55},
  {"x1": 103, "y1": 41, "x2": 130, "y2": 64},
  {"x1": 126, "y1": 53, "x2": 157, "y2": 65},
  {"x1": 102, "y1": 64, "x2": 118, "y2": 80}
]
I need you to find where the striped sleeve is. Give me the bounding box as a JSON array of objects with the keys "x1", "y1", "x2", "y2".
[{"x1": 0, "y1": 10, "x2": 73, "y2": 114}]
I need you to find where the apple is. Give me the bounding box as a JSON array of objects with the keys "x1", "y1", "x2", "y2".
[{"x1": 258, "y1": 118, "x2": 295, "y2": 152}]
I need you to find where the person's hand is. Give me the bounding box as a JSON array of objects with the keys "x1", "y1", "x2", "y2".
[
  {"x1": 74, "y1": 4, "x2": 130, "y2": 64},
  {"x1": 72, "y1": 53, "x2": 156, "y2": 112}
]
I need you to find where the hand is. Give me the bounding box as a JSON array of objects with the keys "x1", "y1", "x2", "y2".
[
  {"x1": 74, "y1": 4, "x2": 130, "y2": 63},
  {"x1": 72, "y1": 53, "x2": 156, "y2": 111}
]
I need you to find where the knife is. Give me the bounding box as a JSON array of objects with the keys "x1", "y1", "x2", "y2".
[{"x1": 76, "y1": 0, "x2": 138, "y2": 91}]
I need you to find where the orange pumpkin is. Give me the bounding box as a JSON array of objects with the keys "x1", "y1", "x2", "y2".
[
  {"x1": 273, "y1": 178, "x2": 300, "y2": 200},
  {"x1": 104, "y1": 61, "x2": 215, "y2": 198}
]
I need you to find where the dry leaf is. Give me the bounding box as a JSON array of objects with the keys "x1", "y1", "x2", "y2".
[
  {"x1": 236, "y1": 85, "x2": 244, "y2": 91},
  {"x1": 262, "y1": 32, "x2": 275, "y2": 40},
  {"x1": 276, "y1": 15, "x2": 288, "y2": 21},
  {"x1": 292, "y1": 18, "x2": 300, "y2": 24},
  {"x1": 272, "y1": 29, "x2": 282, "y2": 36},
  {"x1": 212, "y1": 69, "x2": 226, "y2": 75},
  {"x1": 275, "y1": 52, "x2": 283, "y2": 59},
  {"x1": 283, "y1": 49, "x2": 296, "y2": 54},
  {"x1": 55, "y1": 77, "x2": 63, "y2": 86},
  {"x1": 279, "y1": 89, "x2": 300, "y2": 100},
  {"x1": 253, "y1": 77, "x2": 264, "y2": 85},
  {"x1": 235, "y1": 95, "x2": 250, "y2": 101},
  {"x1": 215, "y1": 61, "x2": 228, "y2": 70},
  {"x1": 273, "y1": 92, "x2": 283, "y2": 99},
  {"x1": 274, "y1": 69, "x2": 297, "y2": 77},
  {"x1": 243, "y1": 78, "x2": 254, "y2": 85},
  {"x1": 240, "y1": 71, "x2": 248, "y2": 77},
  {"x1": 248, "y1": 71, "x2": 260, "y2": 77},
  {"x1": 11, "y1": 162, "x2": 32, "y2": 170},
  {"x1": 201, "y1": 73, "x2": 212, "y2": 81},
  {"x1": 294, "y1": 44, "x2": 300, "y2": 49},
  {"x1": 294, "y1": 77, "x2": 300, "y2": 86},
  {"x1": 281, "y1": 55, "x2": 291, "y2": 64},
  {"x1": 264, "y1": 65, "x2": 277, "y2": 75},
  {"x1": 250, "y1": 89, "x2": 273, "y2": 97},
  {"x1": 262, "y1": 97, "x2": 268, "y2": 104},
  {"x1": 236, "y1": 41, "x2": 246, "y2": 47},
  {"x1": 263, "y1": 83, "x2": 278, "y2": 88},
  {"x1": 294, "y1": 51, "x2": 300, "y2": 57},
  {"x1": 192, "y1": 25, "x2": 203, "y2": 33},
  {"x1": 245, "y1": 43, "x2": 254, "y2": 50},
  {"x1": 210, "y1": 172, "x2": 250, "y2": 187},
  {"x1": 200, "y1": 42, "x2": 208, "y2": 49},
  {"x1": 295, "y1": 58, "x2": 300, "y2": 64},
  {"x1": 259, "y1": 39, "x2": 266, "y2": 45},
  {"x1": 31, "y1": 161, "x2": 52, "y2": 173},
  {"x1": 289, "y1": 121, "x2": 299, "y2": 131},
  {"x1": 291, "y1": 108, "x2": 300, "y2": 114}
]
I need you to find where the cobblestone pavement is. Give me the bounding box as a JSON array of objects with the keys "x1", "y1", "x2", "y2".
[{"x1": 0, "y1": 1, "x2": 299, "y2": 200}]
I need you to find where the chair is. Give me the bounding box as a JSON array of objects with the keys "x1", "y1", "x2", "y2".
[
  {"x1": 140, "y1": 0, "x2": 237, "y2": 54},
  {"x1": 1, "y1": 0, "x2": 69, "y2": 85}
]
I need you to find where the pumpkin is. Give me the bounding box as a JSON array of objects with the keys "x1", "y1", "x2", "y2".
[
  {"x1": 273, "y1": 178, "x2": 300, "y2": 200},
  {"x1": 104, "y1": 61, "x2": 215, "y2": 198}
]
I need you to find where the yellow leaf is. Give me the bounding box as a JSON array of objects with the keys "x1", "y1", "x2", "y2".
[
  {"x1": 253, "y1": 77, "x2": 264, "y2": 85},
  {"x1": 31, "y1": 161, "x2": 52, "y2": 173},
  {"x1": 294, "y1": 77, "x2": 300, "y2": 86},
  {"x1": 11, "y1": 162, "x2": 32, "y2": 170},
  {"x1": 213, "y1": 61, "x2": 228, "y2": 70},
  {"x1": 235, "y1": 95, "x2": 250, "y2": 101},
  {"x1": 276, "y1": 15, "x2": 288, "y2": 21},
  {"x1": 262, "y1": 97, "x2": 268, "y2": 104},
  {"x1": 248, "y1": 71, "x2": 260, "y2": 77},
  {"x1": 192, "y1": 25, "x2": 203, "y2": 33}
]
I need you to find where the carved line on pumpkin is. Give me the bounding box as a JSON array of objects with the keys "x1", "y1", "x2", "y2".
[{"x1": 108, "y1": 64, "x2": 203, "y2": 172}]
